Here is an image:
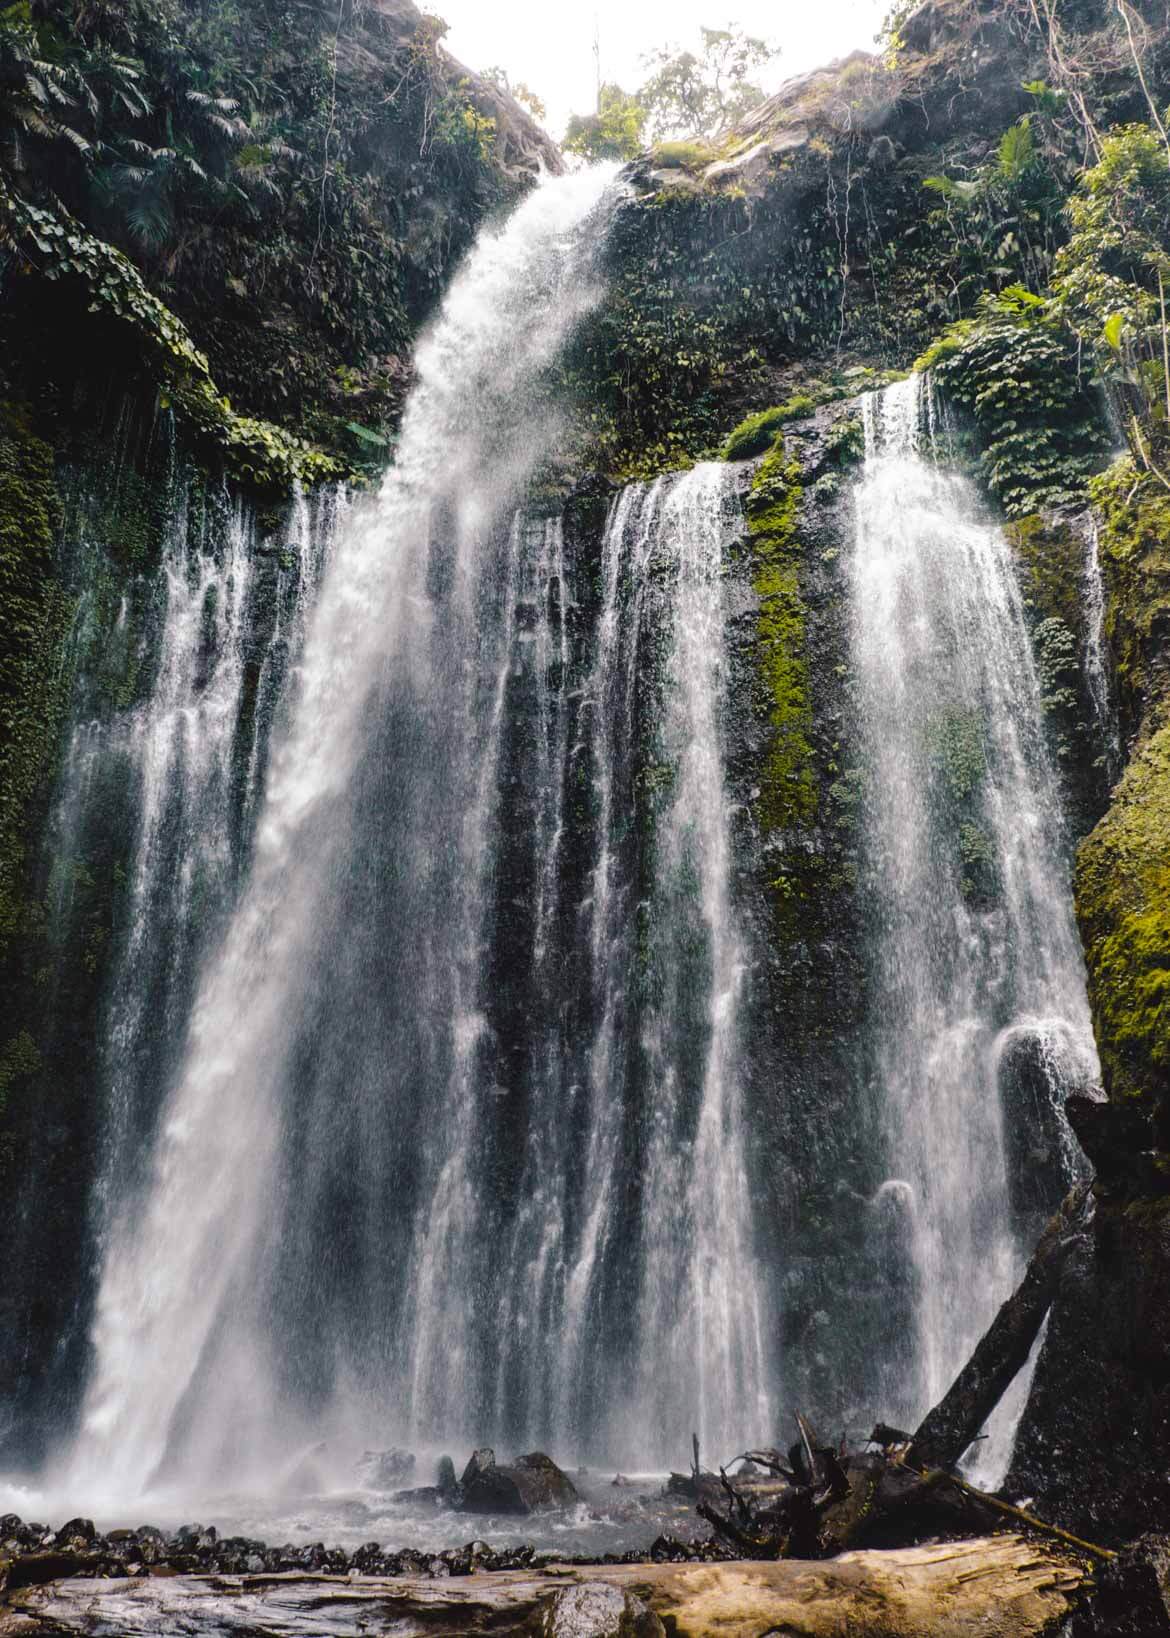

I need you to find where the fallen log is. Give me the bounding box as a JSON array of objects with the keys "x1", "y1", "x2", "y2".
[
  {"x1": 0, "y1": 1536, "x2": 1091, "y2": 1637},
  {"x1": 907, "y1": 1182, "x2": 1092, "y2": 1471},
  {"x1": 696, "y1": 1184, "x2": 1109, "y2": 1565}
]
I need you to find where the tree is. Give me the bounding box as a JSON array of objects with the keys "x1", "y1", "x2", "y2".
[
  {"x1": 637, "y1": 24, "x2": 777, "y2": 141},
  {"x1": 563, "y1": 81, "x2": 645, "y2": 162},
  {"x1": 483, "y1": 65, "x2": 546, "y2": 123}
]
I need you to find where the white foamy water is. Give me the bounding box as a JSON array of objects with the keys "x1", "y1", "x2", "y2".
[
  {"x1": 64, "y1": 167, "x2": 622, "y2": 1506},
  {"x1": 851, "y1": 377, "x2": 1099, "y2": 1479}
]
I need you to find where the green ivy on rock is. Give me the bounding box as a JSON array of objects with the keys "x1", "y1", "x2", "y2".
[{"x1": 916, "y1": 286, "x2": 1105, "y2": 514}]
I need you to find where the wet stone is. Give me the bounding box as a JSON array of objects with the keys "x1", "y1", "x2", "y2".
[{"x1": 543, "y1": 1582, "x2": 666, "y2": 1638}]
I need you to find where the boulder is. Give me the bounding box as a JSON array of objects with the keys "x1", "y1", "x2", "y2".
[
  {"x1": 543, "y1": 1582, "x2": 665, "y2": 1638},
  {"x1": 1070, "y1": 1535, "x2": 1170, "y2": 1636},
  {"x1": 512, "y1": 1452, "x2": 580, "y2": 1509},
  {"x1": 459, "y1": 1448, "x2": 579, "y2": 1516}
]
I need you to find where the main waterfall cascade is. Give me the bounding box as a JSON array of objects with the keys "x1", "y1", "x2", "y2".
[
  {"x1": 2, "y1": 176, "x2": 1114, "y2": 1528},
  {"x1": 851, "y1": 377, "x2": 1100, "y2": 1472},
  {"x1": 52, "y1": 166, "x2": 771, "y2": 1505}
]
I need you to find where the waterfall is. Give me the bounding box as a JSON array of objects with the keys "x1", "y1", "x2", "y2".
[
  {"x1": 62, "y1": 170, "x2": 771, "y2": 1500},
  {"x1": 1080, "y1": 514, "x2": 1122, "y2": 782},
  {"x1": 851, "y1": 377, "x2": 1099, "y2": 1472},
  {"x1": 60, "y1": 183, "x2": 779, "y2": 1493},
  {"x1": 626, "y1": 465, "x2": 770, "y2": 1463},
  {"x1": 42, "y1": 478, "x2": 340, "y2": 1219}
]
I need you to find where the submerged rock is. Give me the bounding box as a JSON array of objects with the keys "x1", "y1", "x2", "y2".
[{"x1": 357, "y1": 1447, "x2": 416, "y2": 1489}]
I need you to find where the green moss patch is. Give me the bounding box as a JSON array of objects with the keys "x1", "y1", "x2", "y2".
[
  {"x1": 1077, "y1": 721, "x2": 1170, "y2": 1113},
  {"x1": 723, "y1": 399, "x2": 815, "y2": 461},
  {"x1": 651, "y1": 139, "x2": 718, "y2": 171},
  {"x1": 1089, "y1": 459, "x2": 1170, "y2": 724},
  {"x1": 1005, "y1": 513, "x2": 1086, "y2": 631},
  {"x1": 0, "y1": 403, "x2": 72, "y2": 963},
  {"x1": 747, "y1": 439, "x2": 817, "y2": 839}
]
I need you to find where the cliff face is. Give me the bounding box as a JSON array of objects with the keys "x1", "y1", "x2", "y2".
[
  {"x1": 574, "y1": 0, "x2": 1170, "y2": 1538},
  {"x1": 2, "y1": 0, "x2": 1170, "y2": 1550}
]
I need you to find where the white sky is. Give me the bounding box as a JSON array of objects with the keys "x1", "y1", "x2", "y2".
[{"x1": 438, "y1": 0, "x2": 890, "y2": 141}]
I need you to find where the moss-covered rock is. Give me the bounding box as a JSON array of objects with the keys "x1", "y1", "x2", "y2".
[
  {"x1": 1076, "y1": 721, "x2": 1170, "y2": 1123},
  {"x1": 1006, "y1": 512, "x2": 1089, "y2": 632},
  {"x1": 0, "y1": 402, "x2": 71, "y2": 964},
  {"x1": 746, "y1": 438, "x2": 817, "y2": 840},
  {"x1": 1090, "y1": 459, "x2": 1170, "y2": 741},
  {"x1": 723, "y1": 400, "x2": 815, "y2": 461}
]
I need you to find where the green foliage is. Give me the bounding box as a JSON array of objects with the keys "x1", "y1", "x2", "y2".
[
  {"x1": 638, "y1": 24, "x2": 777, "y2": 140},
  {"x1": 1053, "y1": 124, "x2": 1170, "y2": 474},
  {"x1": 650, "y1": 138, "x2": 716, "y2": 170},
  {"x1": 918, "y1": 103, "x2": 1071, "y2": 308},
  {"x1": 997, "y1": 115, "x2": 1037, "y2": 184},
  {"x1": 916, "y1": 287, "x2": 1104, "y2": 514},
  {"x1": 433, "y1": 84, "x2": 497, "y2": 165},
  {"x1": 877, "y1": 0, "x2": 916, "y2": 67},
  {"x1": 823, "y1": 413, "x2": 865, "y2": 466},
  {"x1": 564, "y1": 82, "x2": 646, "y2": 161},
  {"x1": 958, "y1": 820, "x2": 998, "y2": 905},
  {"x1": 746, "y1": 439, "x2": 817, "y2": 838},
  {"x1": 1, "y1": 180, "x2": 338, "y2": 486},
  {"x1": 1033, "y1": 614, "x2": 1083, "y2": 759},
  {"x1": 722, "y1": 398, "x2": 813, "y2": 460},
  {"x1": 0, "y1": 0, "x2": 519, "y2": 453},
  {"x1": 927, "y1": 707, "x2": 987, "y2": 804}
]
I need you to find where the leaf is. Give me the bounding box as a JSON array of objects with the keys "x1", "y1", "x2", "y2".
[
  {"x1": 997, "y1": 118, "x2": 1035, "y2": 182},
  {"x1": 345, "y1": 421, "x2": 389, "y2": 447},
  {"x1": 1103, "y1": 312, "x2": 1125, "y2": 353}
]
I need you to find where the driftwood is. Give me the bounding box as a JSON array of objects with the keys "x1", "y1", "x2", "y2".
[
  {"x1": 697, "y1": 1183, "x2": 1111, "y2": 1566},
  {"x1": 0, "y1": 1537, "x2": 1090, "y2": 1637}
]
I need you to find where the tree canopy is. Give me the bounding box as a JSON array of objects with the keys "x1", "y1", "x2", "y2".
[
  {"x1": 563, "y1": 80, "x2": 646, "y2": 161},
  {"x1": 562, "y1": 22, "x2": 779, "y2": 161},
  {"x1": 639, "y1": 24, "x2": 776, "y2": 140}
]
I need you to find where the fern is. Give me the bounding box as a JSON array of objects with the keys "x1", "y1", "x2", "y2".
[{"x1": 997, "y1": 117, "x2": 1035, "y2": 183}]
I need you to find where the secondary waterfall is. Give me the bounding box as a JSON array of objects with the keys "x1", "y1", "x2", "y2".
[
  {"x1": 1080, "y1": 514, "x2": 1122, "y2": 782},
  {"x1": 63, "y1": 167, "x2": 769, "y2": 1505},
  {"x1": 851, "y1": 377, "x2": 1099, "y2": 1464}
]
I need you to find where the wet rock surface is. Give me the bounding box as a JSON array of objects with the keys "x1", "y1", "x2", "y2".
[
  {"x1": 1007, "y1": 1197, "x2": 1170, "y2": 1545},
  {"x1": 0, "y1": 1507, "x2": 728, "y2": 1593},
  {"x1": 543, "y1": 1582, "x2": 665, "y2": 1637},
  {"x1": 458, "y1": 1450, "x2": 580, "y2": 1516},
  {"x1": 1070, "y1": 1535, "x2": 1170, "y2": 1637}
]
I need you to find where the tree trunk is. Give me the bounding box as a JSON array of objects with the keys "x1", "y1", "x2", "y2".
[
  {"x1": 907, "y1": 1183, "x2": 1092, "y2": 1472},
  {"x1": 0, "y1": 1537, "x2": 1091, "y2": 1637}
]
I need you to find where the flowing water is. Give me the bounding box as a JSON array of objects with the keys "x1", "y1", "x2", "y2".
[
  {"x1": 1080, "y1": 513, "x2": 1122, "y2": 782},
  {"x1": 852, "y1": 377, "x2": 1099, "y2": 1474},
  {"x1": 55, "y1": 168, "x2": 768, "y2": 1515},
  {"x1": 2, "y1": 190, "x2": 1110, "y2": 1542}
]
